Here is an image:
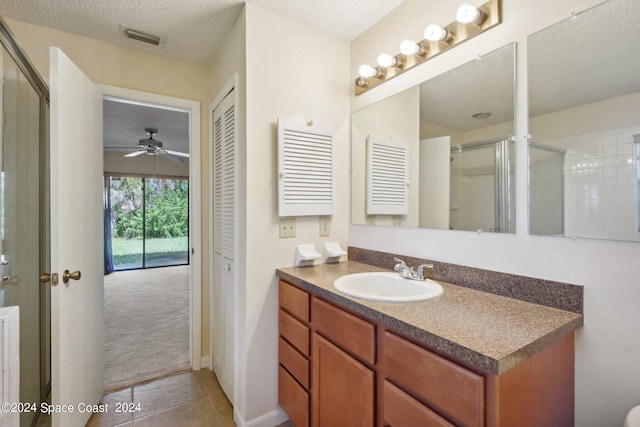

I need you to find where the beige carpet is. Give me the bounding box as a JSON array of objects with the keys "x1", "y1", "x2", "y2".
[{"x1": 104, "y1": 266, "x2": 190, "y2": 391}]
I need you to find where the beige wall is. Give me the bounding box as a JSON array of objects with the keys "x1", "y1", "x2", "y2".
[
  {"x1": 7, "y1": 18, "x2": 212, "y2": 358},
  {"x1": 350, "y1": 1, "x2": 640, "y2": 426},
  {"x1": 352, "y1": 86, "x2": 420, "y2": 227},
  {"x1": 530, "y1": 91, "x2": 640, "y2": 142},
  {"x1": 240, "y1": 3, "x2": 350, "y2": 423}
]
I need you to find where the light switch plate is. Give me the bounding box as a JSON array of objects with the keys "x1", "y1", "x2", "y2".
[
  {"x1": 319, "y1": 216, "x2": 330, "y2": 237},
  {"x1": 279, "y1": 218, "x2": 296, "y2": 238}
]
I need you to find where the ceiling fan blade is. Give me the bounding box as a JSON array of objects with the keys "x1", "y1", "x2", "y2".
[
  {"x1": 124, "y1": 150, "x2": 146, "y2": 158},
  {"x1": 104, "y1": 146, "x2": 141, "y2": 152},
  {"x1": 164, "y1": 149, "x2": 190, "y2": 158},
  {"x1": 159, "y1": 152, "x2": 185, "y2": 163}
]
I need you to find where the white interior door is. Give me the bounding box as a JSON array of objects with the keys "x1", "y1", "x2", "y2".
[{"x1": 49, "y1": 47, "x2": 104, "y2": 427}]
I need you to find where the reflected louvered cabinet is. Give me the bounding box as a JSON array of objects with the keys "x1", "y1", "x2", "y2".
[
  {"x1": 366, "y1": 133, "x2": 409, "y2": 215},
  {"x1": 212, "y1": 88, "x2": 236, "y2": 403},
  {"x1": 278, "y1": 116, "x2": 334, "y2": 217}
]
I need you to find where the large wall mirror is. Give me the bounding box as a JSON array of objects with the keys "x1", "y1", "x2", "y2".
[
  {"x1": 352, "y1": 43, "x2": 516, "y2": 233},
  {"x1": 528, "y1": 0, "x2": 640, "y2": 242}
]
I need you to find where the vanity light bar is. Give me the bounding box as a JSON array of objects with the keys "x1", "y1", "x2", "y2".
[{"x1": 355, "y1": 0, "x2": 501, "y2": 95}]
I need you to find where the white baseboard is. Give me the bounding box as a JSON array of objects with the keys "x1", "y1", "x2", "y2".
[
  {"x1": 200, "y1": 356, "x2": 209, "y2": 369},
  {"x1": 234, "y1": 407, "x2": 288, "y2": 427}
]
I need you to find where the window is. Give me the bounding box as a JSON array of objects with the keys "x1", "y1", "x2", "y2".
[{"x1": 107, "y1": 176, "x2": 189, "y2": 270}]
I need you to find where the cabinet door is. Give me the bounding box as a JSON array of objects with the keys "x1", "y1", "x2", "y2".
[{"x1": 312, "y1": 334, "x2": 374, "y2": 427}]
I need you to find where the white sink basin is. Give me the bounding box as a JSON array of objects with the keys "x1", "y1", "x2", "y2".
[{"x1": 333, "y1": 272, "x2": 443, "y2": 302}]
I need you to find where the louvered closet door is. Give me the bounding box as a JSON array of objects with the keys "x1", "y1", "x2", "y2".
[{"x1": 212, "y1": 89, "x2": 236, "y2": 403}]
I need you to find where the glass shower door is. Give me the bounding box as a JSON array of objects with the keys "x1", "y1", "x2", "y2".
[
  {"x1": 449, "y1": 138, "x2": 514, "y2": 233},
  {"x1": 0, "y1": 43, "x2": 49, "y2": 426},
  {"x1": 450, "y1": 143, "x2": 497, "y2": 232}
]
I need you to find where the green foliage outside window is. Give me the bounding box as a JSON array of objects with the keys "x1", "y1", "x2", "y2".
[{"x1": 110, "y1": 177, "x2": 189, "y2": 239}]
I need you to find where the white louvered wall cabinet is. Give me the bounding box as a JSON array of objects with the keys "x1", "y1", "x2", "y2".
[
  {"x1": 211, "y1": 88, "x2": 236, "y2": 403},
  {"x1": 366, "y1": 133, "x2": 409, "y2": 215},
  {"x1": 278, "y1": 116, "x2": 334, "y2": 217}
]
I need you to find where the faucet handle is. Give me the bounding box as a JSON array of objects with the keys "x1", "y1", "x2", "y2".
[
  {"x1": 393, "y1": 257, "x2": 406, "y2": 272},
  {"x1": 417, "y1": 264, "x2": 434, "y2": 280}
]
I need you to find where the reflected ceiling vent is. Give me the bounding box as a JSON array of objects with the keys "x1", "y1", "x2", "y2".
[
  {"x1": 124, "y1": 28, "x2": 161, "y2": 46},
  {"x1": 472, "y1": 112, "x2": 492, "y2": 119}
]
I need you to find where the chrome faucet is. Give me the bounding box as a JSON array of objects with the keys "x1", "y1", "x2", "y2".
[{"x1": 393, "y1": 257, "x2": 434, "y2": 281}]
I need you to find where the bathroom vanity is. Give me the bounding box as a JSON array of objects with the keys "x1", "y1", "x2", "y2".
[{"x1": 276, "y1": 260, "x2": 583, "y2": 427}]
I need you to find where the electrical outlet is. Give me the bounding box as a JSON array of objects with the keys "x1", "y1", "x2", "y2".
[
  {"x1": 392, "y1": 216, "x2": 402, "y2": 227},
  {"x1": 319, "y1": 216, "x2": 330, "y2": 237},
  {"x1": 279, "y1": 218, "x2": 296, "y2": 238}
]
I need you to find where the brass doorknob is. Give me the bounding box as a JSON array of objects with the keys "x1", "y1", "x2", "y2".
[{"x1": 62, "y1": 270, "x2": 81, "y2": 284}]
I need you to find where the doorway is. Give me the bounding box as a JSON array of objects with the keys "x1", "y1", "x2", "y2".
[{"x1": 101, "y1": 88, "x2": 202, "y2": 389}]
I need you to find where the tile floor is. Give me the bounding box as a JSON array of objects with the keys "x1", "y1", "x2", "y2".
[
  {"x1": 86, "y1": 369, "x2": 235, "y2": 427},
  {"x1": 33, "y1": 368, "x2": 295, "y2": 426}
]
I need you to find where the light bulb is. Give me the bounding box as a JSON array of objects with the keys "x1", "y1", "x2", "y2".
[
  {"x1": 456, "y1": 4, "x2": 481, "y2": 24},
  {"x1": 355, "y1": 77, "x2": 368, "y2": 88},
  {"x1": 358, "y1": 64, "x2": 378, "y2": 78},
  {"x1": 424, "y1": 25, "x2": 449, "y2": 42},
  {"x1": 400, "y1": 40, "x2": 422, "y2": 56},
  {"x1": 377, "y1": 53, "x2": 397, "y2": 68}
]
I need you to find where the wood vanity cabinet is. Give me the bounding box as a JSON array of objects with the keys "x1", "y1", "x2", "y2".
[
  {"x1": 278, "y1": 280, "x2": 310, "y2": 427},
  {"x1": 383, "y1": 331, "x2": 483, "y2": 427},
  {"x1": 312, "y1": 298, "x2": 376, "y2": 427},
  {"x1": 278, "y1": 279, "x2": 575, "y2": 427}
]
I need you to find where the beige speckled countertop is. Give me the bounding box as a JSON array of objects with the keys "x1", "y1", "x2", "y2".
[{"x1": 277, "y1": 260, "x2": 583, "y2": 375}]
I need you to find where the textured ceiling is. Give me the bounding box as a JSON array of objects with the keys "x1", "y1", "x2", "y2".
[
  {"x1": 0, "y1": 0, "x2": 405, "y2": 64},
  {"x1": 103, "y1": 99, "x2": 190, "y2": 153},
  {"x1": 528, "y1": 0, "x2": 640, "y2": 117},
  {"x1": 0, "y1": 0, "x2": 404, "y2": 152},
  {"x1": 420, "y1": 43, "x2": 515, "y2": 132}
]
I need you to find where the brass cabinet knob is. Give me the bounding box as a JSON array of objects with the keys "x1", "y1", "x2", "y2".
[{"x1": 62, "y1": 270, "x2": 81, "y2": 284}]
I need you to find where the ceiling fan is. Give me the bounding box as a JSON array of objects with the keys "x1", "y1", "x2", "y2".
[{"x1": 124, "y1": 128, "x2": 189, "y2": 163}]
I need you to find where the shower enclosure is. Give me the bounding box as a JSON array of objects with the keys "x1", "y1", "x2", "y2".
[
  {"x1": 449, "y1": 138, "x2": 515, "y2": 233},
  {"x1": 0, "y1": 17, "x2": 50, "y2": 427},
  {"x1": 529, "y1": 143, "x2": 565, "y2": 236}
]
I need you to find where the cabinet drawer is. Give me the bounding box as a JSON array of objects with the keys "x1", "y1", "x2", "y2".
[
  {"x1": 384, "y1": 332, "x2": 485, "y2": 427},
  {"x1": 312, "y1": 298, "x2": 375, "y2": 365},
  {"x1": 279, "y1": 337, "x2": 309, "y2": 389},
  {"x1": 279, "y1": 309, "x2": 309, "y2": 356},
  {"x1": 279, "y1": 365, "x2": 309, "y2": 427},
  {"x1": 279, "y1": 280, "x2": 309, "y2": 322},
  {"x1": 383, "y1": 380, "x2": 454, "y2": 427}
]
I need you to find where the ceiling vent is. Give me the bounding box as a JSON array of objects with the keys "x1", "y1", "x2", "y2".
[{"x1": 124, "y1": 28, "x2": 161, "y2": 46}]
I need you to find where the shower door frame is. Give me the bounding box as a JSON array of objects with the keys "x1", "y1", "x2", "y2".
[
  {"x1": 0, "y1": 13, "x2": 52, "y2": 404},
  {"x1": 450, "y1": 137, "x2": 515, "y2": 233}
]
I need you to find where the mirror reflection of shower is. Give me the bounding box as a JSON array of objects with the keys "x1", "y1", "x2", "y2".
[
  {"x1": 529, "y1": 144, "x2": 564, "y2": 236},
  {"x1": 446, "y1": 138, "x2": 514, "y2": 233}
]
